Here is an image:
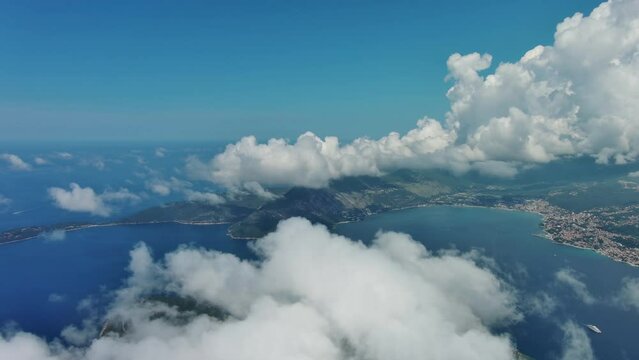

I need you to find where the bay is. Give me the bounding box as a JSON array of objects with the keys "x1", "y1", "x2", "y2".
[{"x1": 335, "y1": 206, "x2": 639, "y2": 359}]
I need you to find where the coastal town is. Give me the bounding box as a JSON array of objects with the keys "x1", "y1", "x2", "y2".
[
  {"x1": 426, "y1": 190, "x2": 639, "y2": 266},
  {"x1": 510, "y1": 200, "x2": 639, "y2": 266}
]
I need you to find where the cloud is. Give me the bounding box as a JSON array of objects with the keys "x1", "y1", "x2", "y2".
[
  {"x1": 1, "y1": 153, "x2": 31, "y2": 171},
  {"x1": 0, "y1": 194, "x2": 10, "y2": 206},
  {"x1": 60, "y1": 298, "x2": 102, "y2": 347},
  {"x1": 55, "y1": 152, "x2": 73, "y2": 160},
  {"x1": 42, "y1": 230, "x2": 66, "y2": 242},
  {"x1": 47, "y1": 294, "x2": 66, "y2": 303},
  {"x1": 186, "y1": 119, "x2": 460, "y2": 190},
  {"x1": 628, "y1": 171, "x2": 639, "y2": 178},
  {"x1": 34, "y1": 157, "x2": 48, "y2": 165},
  {"x1": 48, "y1": 183, "x2": 140, "y2": 217},
  {"x1": 92, "y1": 160, "x2": 105, "y2": 171},
  {"x1": 0, "y1": 218, "x2": 521, "y2": 360},
  {"x1": 48, "y1": 184, "x2": 110, "y2": 216},
  {"x1": 0, "y1": 332, "x2": 61, "y2": 360},
  {"x1": 154, "y1": 147, "x2": 166, "y2": 158},
  {"x1": 555, "y1": 268, "x2": 596, "y2": 305},
  {"x1": 145, "y1": 177, "x2": 227, "y2": 204},
  {"x1": 145, "y1": 177, "x2": 190, "y2": 196},
  {"x1": 614, "y1": 277, "x2": 639, "y2": 312},
  {"x1": 183, "y1": 190, "x2": 226, "y2": 205},
  {"x1": 523, "y1": 291, "x2": 558, "y2": 318},
  {"x1": 187, "y1": 0, "x2": 639, "y2": 190},
  {"x1": 559, "y1": 321, "x2": 596, "y2": 360}
]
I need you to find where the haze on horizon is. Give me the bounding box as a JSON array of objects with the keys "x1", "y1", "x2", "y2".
[{"x1": 1, "y1": 0, "x2": 602, "y2": 142}]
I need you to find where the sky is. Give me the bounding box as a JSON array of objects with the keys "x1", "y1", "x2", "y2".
[{"x1": 0, "y1": 0, "x2": 602, "y2": 142}]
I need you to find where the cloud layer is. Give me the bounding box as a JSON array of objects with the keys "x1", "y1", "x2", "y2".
[
  {"x1": 0, "y1": 218, "x2": 521, "y2": 360},
  {"x1": 187, "y1": 0, "x2": 639, "y2": 192},
  {"x1": 48, "y1": 183, "x2": 140, "y2": 217}
]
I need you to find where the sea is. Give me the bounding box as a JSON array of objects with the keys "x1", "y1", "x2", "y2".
[{"x1": 1, "y1": 143, "x2": 638, "y2": 359}]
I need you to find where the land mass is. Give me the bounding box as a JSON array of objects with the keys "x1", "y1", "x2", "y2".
[{"x1": 2, "y1": 167, "x2": 639, "y2": 265}]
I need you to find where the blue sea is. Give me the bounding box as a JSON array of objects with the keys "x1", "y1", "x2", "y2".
[
  {"x1": 1, "y1": 144, "x2": 638, "y2": 359},
  {"x1": 336, "y1": 207, "x2": 639, "y2": 360}
]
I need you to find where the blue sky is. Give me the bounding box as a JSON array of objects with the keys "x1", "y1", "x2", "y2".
[{"x1": 0, "y1": 0, "x2": 602, "y2": 142}]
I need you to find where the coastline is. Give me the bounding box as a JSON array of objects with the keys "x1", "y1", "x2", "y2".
[
  {"x1": 2, "y1": 202, "x2": 637, "y2": 268},
  {"x1": 0, "y1": 220, "x2": 232, "y2": 246}
]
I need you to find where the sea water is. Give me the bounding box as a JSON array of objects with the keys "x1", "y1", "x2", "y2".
[
  {"x1": 2, "y1": 144, "x2": 639, "y2": 358},
  {"x1": 335, "y1": 206, "x2": 639, "y2": 359},
  {"x1": 0, "y1": 223, "x2": 252, "y2": 339}
]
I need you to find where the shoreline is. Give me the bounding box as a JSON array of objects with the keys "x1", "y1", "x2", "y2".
[
  {"x1": 0, "y1": 220, "x2": 232, "y2": 246},
  {"x1": 2, "y1": 203, "x2": 637, "y2": 268}
]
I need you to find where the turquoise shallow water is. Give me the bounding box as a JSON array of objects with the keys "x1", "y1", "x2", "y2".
[
  {"x1": 1, "y1": 206, "x2": 638, "y2": 359},
  {"x1": 335, "y1": 206, "x2": 639, "y2": 360}
]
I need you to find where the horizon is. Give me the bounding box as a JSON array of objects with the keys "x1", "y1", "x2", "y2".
[{"x1": 1, "y1": 0, "x2": 601, "y2": 142}]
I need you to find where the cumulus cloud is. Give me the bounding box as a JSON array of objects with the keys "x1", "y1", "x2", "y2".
[
  {"x1": 48, "y1": 183, "x2": 140, "y2": 217},
  {"x1": 614, "y1": 277, "x2": 639, "y2": 312},
  {"x1": 0, "y1": 218, "x2": 521, "y2": 360},
  {"x1": 34, "y1": 157, "x2": 48, "y2": 165},
  {"x1": 187, "y1": 0, "x2": 639, "y2": 190},
  {"x1": 628, "y1": 171, "x2": 639, "y2": 178},
  {"x1": 555, "y1": 268, "x2": 596, "y2": 305},
  {"x1": 1, "y1": 153, "x2": 31, "y2": 171},
  {"x1": 559, "y1": 321, "x2": 596, "y2": 360}
]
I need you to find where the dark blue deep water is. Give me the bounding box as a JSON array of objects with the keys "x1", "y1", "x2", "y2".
[
  {"x1": 335, "y1": 206, "x2": 639, "y2": 360},
  {"x1": 0, "y1": 223, "x2": 252, "y2": 339}
]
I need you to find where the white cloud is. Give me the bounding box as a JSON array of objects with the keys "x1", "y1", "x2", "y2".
[
  {"x1": 628, "y1": 171, "x2": 639, "y2": 178},
  {"x1": 0, "y1": 218, "x2": 521, "y2": 360},
  {"x1": 42, "y1": 230, "x2": 66, "y2": 242},
  {"x1": 48, "y1": 184, "x2": 110, "y2": 216},
  {"x1": 34, "y1": 157, "x2": 48, "y2": 165},
  {"x1": 154, "y1": 147, "x2": 166, "y2": 158},
  {"x1": 145, "y1": 177, "x2": 227, "y2": 204},
  {"x1": 55, "y1": 152, "x2": 73, "y2": 160},
  {"x1": 1, "y1": 153, "x2": 31, "y2": 171},
  {"x1": 187, "y1": 119, "x2": 460, "y2": 190},
  {"x1": 555, "y1": 268, "x2": 596, "y2": 305},
  {"x1": 0, "y1": 332, "x2": 61, "y2": 360},
  {"x1": 145, "y1": 177, "x2": 190, "y2": 196},
  {"x1": 614, "y1": 277, "x2": 639, "y2": 312},
  {"x1": 48, "y1": 183, "x2": 140, "y2": 217},
  {"x1": 188, "y1": 0, "x2": 639, "y2": 190},
  {"x1": 559, "y1": 321, "x2": 596, "y2": 360},
  {"x1": 183, "y1": 190, "x2": 226, "y2": 205}
]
